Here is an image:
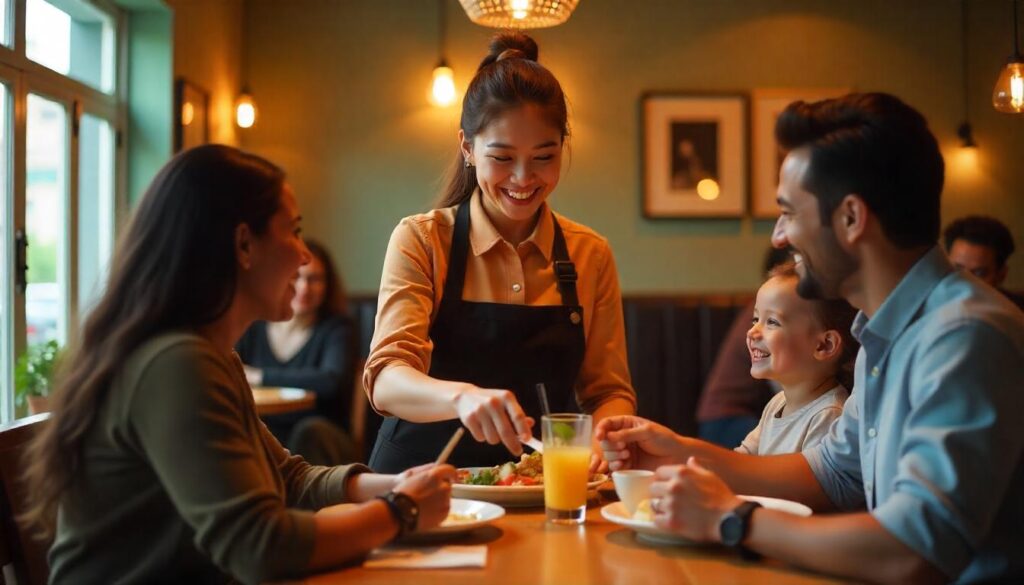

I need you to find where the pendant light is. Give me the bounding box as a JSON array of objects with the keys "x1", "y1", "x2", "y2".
[
  {"x1": 958, "y1": 0, "x2": 977, "y2": 147},
  {"x1": 992, "y1": 0, "x2": 1023, "y2": 113},
  {"x1": 236, "y1": 4, "x2": 257, "y2": 128},
  {"x1": 431, "y1": 0, "x2": 457, "y2": 106},
  {"x1": 459, "y1": 0, "x2": 580, "y2": 30}
]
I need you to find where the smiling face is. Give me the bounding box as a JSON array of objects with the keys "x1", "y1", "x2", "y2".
[
  {"x1": 747, "y1": 275, "x2": 828, "y2": 386},
  {"x1": 237, "y1": 184, "x2": 311, "y2": 322},
  {"x1": 771, "y1": 148, "x2": 858, "y2": 301},
  {"x1": 461, "y1": 104, "x2": 563, "y2": 242}
]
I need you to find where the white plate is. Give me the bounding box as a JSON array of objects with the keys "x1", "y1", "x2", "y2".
[
  {"x1": 601, "y1": 495, "x2": 812, "y2": 545},
  {"x1": 453, "y1": 468, "x2": 609, "y2": 507},
  {"x1": 413, "y1": 498, "x2": 505, "y2": 537}
]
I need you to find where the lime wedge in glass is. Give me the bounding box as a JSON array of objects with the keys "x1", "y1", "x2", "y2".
[{"x1": 552, "y1": 421, "x2": 576, "y2": 442}]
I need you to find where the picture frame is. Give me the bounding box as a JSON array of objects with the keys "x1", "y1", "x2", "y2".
[
  {"x1": 174, "y1": 78, "x2": 209, "y2": 153},
  {"x1": 641, "y1": 93, "x2": 747, "y2": 218},
  {"x1": 751, "y1": 88, "x2": 849, "y2": 218}
]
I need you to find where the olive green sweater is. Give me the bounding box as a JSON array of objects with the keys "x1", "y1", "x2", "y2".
[{"x1": 48, "y1": 333, "x2": 368, "y2": 585}]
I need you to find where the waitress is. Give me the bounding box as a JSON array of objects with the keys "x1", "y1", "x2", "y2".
[{"x1": 364, "y1": 32, "x2": 636, "y2": 473}]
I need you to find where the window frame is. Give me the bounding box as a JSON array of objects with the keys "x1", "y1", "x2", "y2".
[{"x1": 0, "y1": 0, "x2": 125, "y2": 422}]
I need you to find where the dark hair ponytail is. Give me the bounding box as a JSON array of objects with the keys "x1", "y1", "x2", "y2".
[{"x1": 437, "y1": 31, "x2": 569, "y2": 208}]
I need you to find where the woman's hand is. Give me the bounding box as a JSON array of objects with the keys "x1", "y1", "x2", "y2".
[
  {"x1": 393, "y1": 464, "x2": 457, "y2": 532},
  {"x1": 649, "y1": 457, "x2": 743, "y2": 542},
  {"x1": 453, "y1": 385, "x2": 534, "y2": 456},
  {"x1": 595, "y1": 415, "x2": 684, "y2": 471}
]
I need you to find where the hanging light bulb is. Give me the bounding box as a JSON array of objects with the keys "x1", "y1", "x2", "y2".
[
  {"x1": 236, "y1": 91, "x2": 257, "y2": 129},
  {"x1": 431, "y1": 60, "x2": 457, "y2": 106},
  {"x1": 993, "y1": 0, "x2": 1023, "y2": 113}
]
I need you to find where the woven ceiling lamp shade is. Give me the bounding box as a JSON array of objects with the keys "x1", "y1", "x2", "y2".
[{"x1": 459, "y1": 0, "x2": 580, "y2": 29}]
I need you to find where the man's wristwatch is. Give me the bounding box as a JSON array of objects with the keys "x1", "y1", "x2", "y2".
[
  {"x1": 719, "y1": 500, "x2": 762, "y2": 560},
  {"x1": 377, "y1": 491, "x2": 419, "y2": 539}
]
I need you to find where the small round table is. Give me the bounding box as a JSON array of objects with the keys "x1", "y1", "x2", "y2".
[{"x1": 251, "y1": 387, "x2": 316, "y2": 416}]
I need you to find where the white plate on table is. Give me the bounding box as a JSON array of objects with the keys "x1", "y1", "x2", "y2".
[
  {"x1": 601, "y1": 495, "x2": 812, "y2": 545},
  {"x1": 406, "y1": 498, "x2": 504, "y2": 540},
  {"x1": 453, "y1": 469, "x2": 609, "y2": 507}
]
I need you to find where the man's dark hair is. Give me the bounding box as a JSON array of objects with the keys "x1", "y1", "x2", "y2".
[
  {"x1": 943, "y1": 215, "x2": 1016, "y2": 268},
  {"x1": 775, "y1": 93, "x2": 945, "y2": 249}
]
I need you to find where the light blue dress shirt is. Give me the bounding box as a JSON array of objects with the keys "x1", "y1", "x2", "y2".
[{"x1": 804, "y1": 246, "x2": 1024, "y2": 583}]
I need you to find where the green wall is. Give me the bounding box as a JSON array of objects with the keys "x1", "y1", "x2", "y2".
[
  {"x1": 126, "y1": 7, "x2": 173, "y2": 204},
  {"x1": 241, "y1": 0, "x2": 1024, "y2": 294}
]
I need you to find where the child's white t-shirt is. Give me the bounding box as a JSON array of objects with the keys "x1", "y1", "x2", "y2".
[{"x1": 735, "y1": 385, "x2": 849, "y2": 455}]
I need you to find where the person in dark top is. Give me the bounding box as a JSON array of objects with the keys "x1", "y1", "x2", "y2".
[
  {"x1": 943, "y1": 215, "x2": 1024, "y2": 310},
  {"x1": 237, "y1": 239, "x2": 359, "y2": 464},
  {"x1": 23, "y1": 145, "x2": 455, "y2": 585},
  {"x1": 696, "y1": 246, "x2": 791, "y2": 448}
]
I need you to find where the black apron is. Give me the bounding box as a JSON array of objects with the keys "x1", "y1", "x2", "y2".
[{"x1": 369, "y1": 201, "x2": 586, "y2": 473}]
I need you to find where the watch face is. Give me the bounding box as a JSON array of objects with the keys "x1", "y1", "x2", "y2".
[{"x1": 720, "y1": 513, "x2": 744, "y2": 547}]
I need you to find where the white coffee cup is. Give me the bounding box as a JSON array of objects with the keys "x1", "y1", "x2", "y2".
[{"x1": 611, "y1": 470, "x2": 655, "y2": 515}]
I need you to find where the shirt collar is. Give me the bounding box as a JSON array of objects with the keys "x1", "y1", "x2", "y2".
[
  {"x1": 468, "y1": 190, "x2": 554, "y2": 261},
  {"x1": 860, "y1": 246, "x2": 952, "y2": 345}
]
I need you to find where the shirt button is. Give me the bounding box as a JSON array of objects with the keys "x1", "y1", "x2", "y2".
[
  {"x1": 512, "y1": 283, "x2": 522, "y2": 292},
  {"x1": 867, "y1": 427, "x2": 877, "y2": 438},
  {"x1": 871, "y1": 366, "x2": 880, "y2": 377},
  {"x1": 865, "y1": 481, "x2": 873, "y2": 493}
]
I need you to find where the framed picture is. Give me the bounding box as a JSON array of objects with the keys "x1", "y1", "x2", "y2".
[
  {"x1": 642, "y1": 93, "x2": 747, "y2": 218},
  {"x1": 751, "y1": 88, "x2": 849, "y2": 218},
  {"x1": 174, "y1": 78, "x2": 209, "y2": 153}
]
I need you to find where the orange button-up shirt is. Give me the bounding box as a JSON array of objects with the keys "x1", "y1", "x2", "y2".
[{"x1": 364, "y1": 192, "x2": 636, "y2": 415}]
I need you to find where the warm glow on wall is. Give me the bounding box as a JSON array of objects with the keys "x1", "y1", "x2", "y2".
[
  {"x1": 181, "y1": 101, "x2": 194, "y2": 126},
  {"x1": 236, "y1": 93, "x2": 256, "y2": 128}
]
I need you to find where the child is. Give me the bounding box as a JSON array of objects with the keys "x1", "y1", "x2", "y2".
[{"x1": 736, "y1": 262, "x2": 858, "y2": 455}]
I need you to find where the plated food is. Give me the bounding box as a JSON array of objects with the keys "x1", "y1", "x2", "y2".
[
  {"x1": 601, "y1": 495, "x2": 813, "y2": 545},
  {"x1": 452, "y1": 452, "x2": 608, "y2": 507},
  {"x1": 406, "y1": 498, "x2": 505, "y2": 539}
]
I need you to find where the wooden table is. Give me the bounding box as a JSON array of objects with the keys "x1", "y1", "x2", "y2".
[
  {"x1": 299, "y1": 499, "x2": 848, "y2": 585},
  {"x1": 252, "y1": 387, "x2": 316, "y2": 416}
]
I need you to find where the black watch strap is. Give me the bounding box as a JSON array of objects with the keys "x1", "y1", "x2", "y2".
[
  {"x1": 377, "y1": 492, "x2": 419, "y2": 539},
  {"x1": 721, "y1": 500, "x2": 762, "y2": 560}
]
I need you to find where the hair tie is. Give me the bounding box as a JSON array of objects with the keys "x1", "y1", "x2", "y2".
[{"x1": 496, "y1": 48, "x2": 527, "y2": 63}]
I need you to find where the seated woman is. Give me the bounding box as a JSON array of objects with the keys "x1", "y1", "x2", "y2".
[
  {"x1": 22, "y1": 145, "x2": 454, "y2": 585},
  {"x1": 237, "y1": 238, "x2": 359, "y2": 465}
]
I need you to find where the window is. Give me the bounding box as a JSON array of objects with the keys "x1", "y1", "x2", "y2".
[
  {"x1": 26, "y1": 94, "x2": 69, "y2": 347},
  {"x1": 1, "y1": 1, "x2": 123, "y2": 421},
  {"x1": 0, "y1": 83, "x2": 10, "y2": 422},
  {"x1": 26, "y1": 0, "x2": 115, "y2": 93}
]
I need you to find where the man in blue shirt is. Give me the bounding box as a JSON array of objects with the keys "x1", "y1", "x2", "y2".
[{"x1": 597, "y1": 93, "x2": 1024, "y2": 583}]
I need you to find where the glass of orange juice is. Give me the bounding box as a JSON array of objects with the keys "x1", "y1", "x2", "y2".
[{"x1": 542, "y1": 413, "x2": 592, "y2": 524}]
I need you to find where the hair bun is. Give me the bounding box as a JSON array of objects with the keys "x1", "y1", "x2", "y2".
[{"x1": 478, "y1": 31, "x2": 539, "y2": 69}]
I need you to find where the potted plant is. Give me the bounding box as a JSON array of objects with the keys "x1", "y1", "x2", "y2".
[{"x1": 14, "y1": 340, "x2": 62, "y2": 415}]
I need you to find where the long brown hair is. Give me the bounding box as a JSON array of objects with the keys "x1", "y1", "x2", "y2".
[
  {"x1": 304, "y1": 238, "x2": 349, "y2": 320},
  {"x1": 437, "y1": 31, "x2": 570, "y2": 208},
  {"x1": 21, "y1": 145, "x2": 285, "y2": 537}
]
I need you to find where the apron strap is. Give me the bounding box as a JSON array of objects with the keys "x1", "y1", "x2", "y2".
[
  {"x1": 550, "y1": 212, "x2": 580, "y2": 307},
  {"x1": 442, "y1": 200, "x2": 473, "y2": 304}
]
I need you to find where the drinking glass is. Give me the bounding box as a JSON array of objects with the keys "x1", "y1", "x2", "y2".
[{"x1": 541, "y1": 413, "x2": 592, "y2": 524}]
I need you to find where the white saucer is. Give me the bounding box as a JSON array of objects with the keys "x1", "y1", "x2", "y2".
[{"x1": 601, "y1": 494, "x2": 812, "y2": 545}]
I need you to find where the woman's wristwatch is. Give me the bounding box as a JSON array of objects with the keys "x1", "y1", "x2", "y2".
[{"x1": 377, "y1": 491, "x2": 419, "y2": 539}]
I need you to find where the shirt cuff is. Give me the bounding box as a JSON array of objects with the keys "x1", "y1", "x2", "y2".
[{"x1": 872, "y1": 490, "x2": 971, "y2": 580}]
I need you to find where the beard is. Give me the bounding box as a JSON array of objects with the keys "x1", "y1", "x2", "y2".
[{"x1": 795, "y1": 229, "x2": 856, "y2": 301}]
